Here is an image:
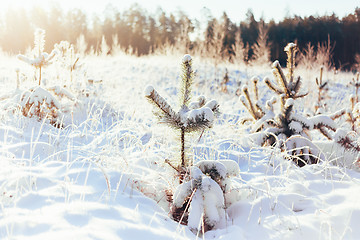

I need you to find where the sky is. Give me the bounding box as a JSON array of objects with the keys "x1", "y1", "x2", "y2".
[{"x1": 1, "y1": 0, "x2": 359, "y2": 23}]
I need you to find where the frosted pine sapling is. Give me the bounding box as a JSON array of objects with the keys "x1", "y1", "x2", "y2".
[
  {"x1": 145, "y1": 55, "x2": 219, "y2": 182},
  {"x1": 265, "y1": 43, "x2": 307, "y2": 106},
  {"x1": 54, "y1": 41, "x2": 81, "y2": 84},
  {"x1": 220, "y1": 68, "x2": 229, "y2": 93},
  {"x1": 243, "y1": 43, "x2": 341, "y2": 166},
  {"x1": 17, "y1": 29, "x2": 57, "y2": 85},
  {"x1": 350, "y1": 72, "x2": 360, "y2": 103},
  {"x1": 315, "y1": 66, "x2": 329, "y2": 113},
  {"x1": 337, "y1": 73, "x2": 360, "y2": 133}
]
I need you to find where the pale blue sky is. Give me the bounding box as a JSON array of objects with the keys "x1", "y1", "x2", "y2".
[{"x1": 2, "y1": 0, "x2": 359, "y2": 22}]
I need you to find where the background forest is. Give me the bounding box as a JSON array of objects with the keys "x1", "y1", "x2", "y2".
[{"x1": 1, "y1": 4, "x2": 360, "y2": 70}]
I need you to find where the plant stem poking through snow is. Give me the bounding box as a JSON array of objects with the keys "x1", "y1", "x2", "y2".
[{"x1": 145, "y1": 55, "x2": 219, "y2": 182}]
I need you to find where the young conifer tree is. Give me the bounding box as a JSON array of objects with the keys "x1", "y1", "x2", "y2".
[
  {"x1": 54, "y1": 41, "x2": 81, "y2": 84},
  {"x1": 17, "y1": 29, "x2": 57, "y2": 85},
  {"x1": 145, "y1": 55, "x2": 219, "y2": 182},
  {"x1": 314, "y1": 66, "x2": 329, "y2": 113},
  {"x1": 241, "y1": 43, "x2": 343, "y2": 166}
]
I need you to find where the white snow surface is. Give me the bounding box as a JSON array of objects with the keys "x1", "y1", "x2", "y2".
[
  {"x1": 182, "y1": 54, "x2": 192, "y2": 63},
  {"x1": 0, "y1": 54, "x2": 360, "y2": 239},
  {"x1": 144, "y1": 85, "x2": 154, "y2": 97}
]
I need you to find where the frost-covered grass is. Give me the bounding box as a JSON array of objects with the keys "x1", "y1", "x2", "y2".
[{"x1": 0, "y1": 52, "x2": 359, "y2": 239}]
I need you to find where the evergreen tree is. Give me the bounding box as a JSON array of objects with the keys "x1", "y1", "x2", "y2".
[{"x1": 145, "y1": 55, "x2": 219, "y2": 182}]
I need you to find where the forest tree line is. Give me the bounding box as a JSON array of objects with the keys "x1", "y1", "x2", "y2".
[{"x1": 0, "y1": 4, "x2": 359, "y2": 70}]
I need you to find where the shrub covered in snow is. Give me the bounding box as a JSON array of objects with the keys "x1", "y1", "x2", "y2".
[
  {"x1": 170, "y1": 160, "x2": 239, "y2": 234},
  {"x1": 20, "y1": 86, "x2": 63, "y2": 127},
  {"x1": 145, "y1": 54, "x2": 219, "y2": 182}
]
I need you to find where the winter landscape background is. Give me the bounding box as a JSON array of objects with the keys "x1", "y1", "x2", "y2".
[{"x1": 0, "y1": 1, "x2": 360, "y2": 240}]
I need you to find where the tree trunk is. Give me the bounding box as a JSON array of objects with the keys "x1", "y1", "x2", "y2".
[
  {"x1": 180, "y1": 127, "x2": 185, "y2": 183},
  {"x1": 39, "y1": 66, "x2": 42, "y2": 86}
]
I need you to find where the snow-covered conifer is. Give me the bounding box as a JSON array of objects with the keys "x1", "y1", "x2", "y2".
[
  {"x1": 54, "y1": 41, "x2": 82, "y2": 84},
  {"x1": 265, "y1": 44, "x2": 307, "y2": 104},
  {"x1": 243, "y1": 43, "x2": 341, "y2": 166},
  {"x1": 350, "y1": 72, "x2": 360, "y2": 104},
  {"x1": 314, "y1": 66, "x2": 329, "y2": 113},
  {"x1": 145, "y1": 55, "x2": 219, "y2": 182},
  {"x1": 17, "y1": 29, "x2": 57, "y2": 85}
]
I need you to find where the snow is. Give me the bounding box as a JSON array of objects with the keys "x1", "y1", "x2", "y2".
[
  {"x1": 144, "y1": 85, "x2": 154, "y2": 97},
  {"x1": 0, "y1": 53, "x2": 360, "y2": 239},
  {"x1": 182, "y1": 54, "x2": 192, "y2": 63},
  {"x1": 17, "y1": 50, "x2": 57, "y2": 68},
  {"x1": 284, "y1": 42, "x2": 297, "y2": 52},
  {"x1": 272, "y1": 60, "x2": 280, "y2": 69},
  {"x1": 188, "y1": 107, "x2": 214, "y2": 122},
  {"x1": 285, "y1": 98, "x2": 294, "y2": 108},
  {"x1": 20, "y1": 86, "x2": 61, "y2": 109},
  {"x1": 204, "y1": 99, "x2": 218, "y2": 110},
  {"x1": 309, "y1": 114, "x2": 337, "y2": 129}
]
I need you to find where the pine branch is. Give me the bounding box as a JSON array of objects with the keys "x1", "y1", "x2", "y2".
[
  {"x1": 242, "y1": 86, "x2": 260, "y2": 119},
  {"x1": 292, "y1": 92, "x2": 308, "y2": 99},
  {"x1": 180, "y1": 55, "x2": 194, "y2": 107},
  {"x1": 264, "y1": 77, "x2": 284, "y2": 95},
  {"x1": 145, "y1": 86, "x2": 178, "y2": 124},
  {"x1": 335, "y1": 130, "x2": 360, "y2": 152},
  {"x1": 318, "y1": 126, "x2": 333, "y2": 140},
  {"x1": 272, "y1": 61, "x2": 289, "y2": 96},
  {"x1": 284, "y1": 43, "x2": 297, "y2": 83},
  {"x1": 240, "y1": 95, "x2": 255, "y2": 119},
  {"x1": 292, "y1": 76, "x2": 302, "y2": 95},
  {"x1": 255, "y1": 102, "x2": 266, "y2": 116},
  {"x1": 329, "y1": 109, "x2": 346, "y2": 120},
  {"x1": 252, "y1": 77, "x2": 259, "y2": 101}
]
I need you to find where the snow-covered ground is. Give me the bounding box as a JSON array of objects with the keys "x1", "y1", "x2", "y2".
[{"x1": 0, "y1": 53, "x2": 360, "y2": 239}]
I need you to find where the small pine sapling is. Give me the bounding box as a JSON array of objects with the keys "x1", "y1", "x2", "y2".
[
  {"x1": 350, "y1": 72, "x2": 360, "y2": 103},
  {"x1": 314, "y1": 66, "x2": 329, "y2": 113},
  {"x1": 220, "y1": 68, "x2": 229, "y2": 93},
  {"x1": 17, "y1": 29, "x2": 57, "y2": 85},
  {"x1": 243, "y1": 43, "x2": 341, "y2": 167},
  {"x1": 145, "y1": 55, "x2": 219, "y2": 182},
  {"x1": 264, "y1": 43, "x2": 308, "y2": 105},
  {"x1": 54, "y1": 41, "x2": 82, "y2": 84},
  {"x1": 171, "y1": 160, "x2": 239, "y2": 233},
  {"x1": 340, "y1": 94, "x2": 360, "y2": 134}
]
